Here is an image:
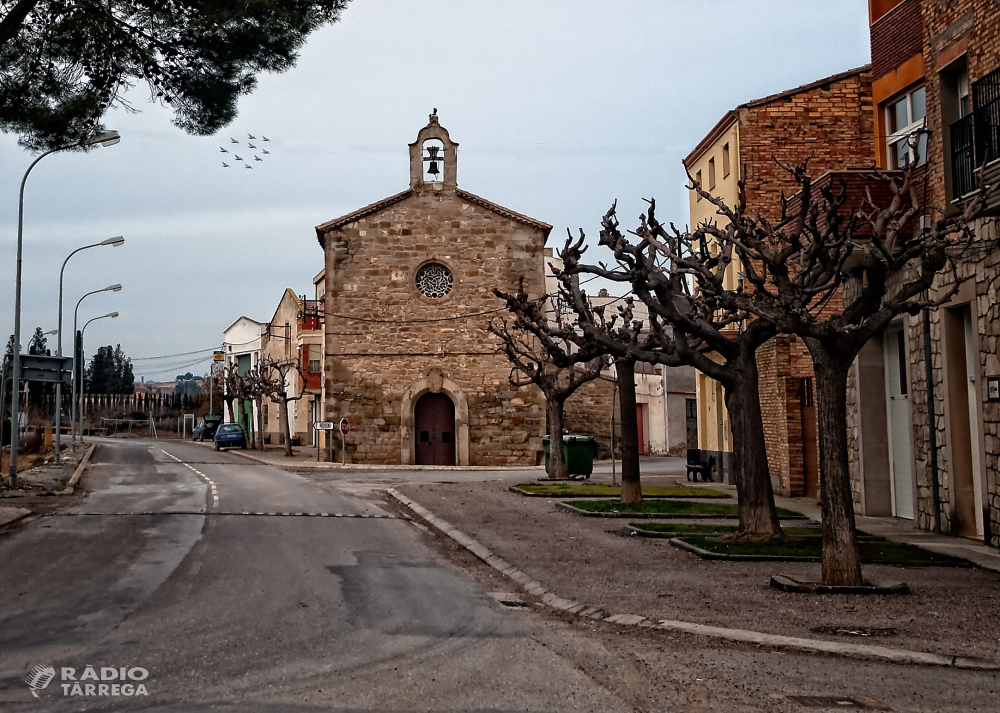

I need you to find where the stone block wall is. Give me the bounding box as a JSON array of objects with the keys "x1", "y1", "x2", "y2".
[
  {"x1": 921, "y1": 0, "x2": 1000, "y2": 211},
  {"x1": 320, "y1": 188, "x2": 553, "y2": 466}
]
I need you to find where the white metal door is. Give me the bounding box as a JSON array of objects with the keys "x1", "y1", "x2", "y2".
[
  {"x1": 884, "y1": 326, "x2": 915, "y2": 519},
  {"x1": 964, "y1": 310, "x2": 985, "y2": 538}
]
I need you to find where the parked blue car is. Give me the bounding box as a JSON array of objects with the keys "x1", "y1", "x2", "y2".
[{"x1": 214, "y1": 423, "x2": 247, "y2": 451}]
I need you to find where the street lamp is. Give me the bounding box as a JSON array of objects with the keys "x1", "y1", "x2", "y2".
[
  {"x1": 55, "y1": 236, "x2": 125, "y2": 463},
  {"x1": 70, "y1": 285, "x2": 121, "y2": 451},
  {"x1": 77, "y1": 311, "x2": 118, "y2": 445},
  {"x1": 8, "y1": 129, "x2": 121, "y2": 484}
]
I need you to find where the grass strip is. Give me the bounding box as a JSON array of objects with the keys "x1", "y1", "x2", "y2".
[
  {"x1": 681, "y1": 536, "x2": 971, "y2": 566},
  {"x1": 565, "y1": 499, "x2": 802, "y2": 518},
  {"x1": 516, "y1": 483, "x2": 727, "y2": 498}
]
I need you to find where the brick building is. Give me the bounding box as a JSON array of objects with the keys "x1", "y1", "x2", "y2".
[
  {"x1": 683, "y1": 67, "x2": 875, "y2": 490},
  {"x1": 846, "y1": 0, "x2": 1000, "y2": 545},
  {"x1": 316, "y1": 112, "x2": 561, "y2": 465}
]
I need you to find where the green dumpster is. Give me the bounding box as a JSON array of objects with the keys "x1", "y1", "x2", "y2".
[{"x1": 542, "y1": 435, "x2": 597, "y2": 477}]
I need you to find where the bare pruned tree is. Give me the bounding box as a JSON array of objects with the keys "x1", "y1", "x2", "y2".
[
  {"x1": 240, "y1": 363, "x2": 270, "y2": 452},
  {"x1": 691, "y1": 159, "x2": 995, "y2": 584},
  {"x1": 553, "y1": 205, "x2": 784, "y2": 538},
  {"x1": 488, "y1": 284, "x2": 610, "y2": 482},
  {"x1": 220, "y1": 364, "x2": 242, "y2": 428},
  {"x1": 260, "y1": 355, "x2": 305, "y2": 457}
]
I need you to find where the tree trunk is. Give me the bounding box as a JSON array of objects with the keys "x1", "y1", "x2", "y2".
[
  {"x1": 234, "y1": 396, "x2": 245, "y2": 431},
  {"x1": 256, "y1": 397, "x2": 265, "y2": 451},
  {"x1": 723, "y1": 355, "x2": 784, "y2": 539},
  {"x1": 617, "y1": 358, "x2": 642, "y2": 504},
  {"x1": 808, "y1": 344, "x2": 863, "y2": 586},
  {"x1": 223, "y1": 396, "x2": 235, "y2": 424},
  {"x1": 545, "y1": 394, "x2": 569, "y2": 480},
  {"x1": 280, "y1": 397, "x2": 294, "y2": 457}
]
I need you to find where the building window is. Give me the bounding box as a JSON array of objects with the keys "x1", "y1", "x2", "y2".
[
  {"x1": 722, "y1": 143, "x2": 730, "y2": 178},
  {"x1": 695, "y1": 170, "x2": 703, "y2": 200},
  {"x1": 958, "y1": 68, "x2": 971, "y2": 118},
  {"x1": 685, "y1": 398, "x2": 697, "y2": 420},
  {"x1": 307, "y1": 344, "x2": 321, "y2": 373},
  {"x1": 415, "y1": 262, "x2": 453, "y2": 299},
  {"x1": 708, "y1": 157, "x2": 716, "y2": 190},
  {"x1": 886, "y1": 85, "x2": 927, "y2": 168}
]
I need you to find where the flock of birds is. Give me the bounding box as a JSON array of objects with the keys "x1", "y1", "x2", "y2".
[{"x1": 220, "y1": 134, "x2": 271, "y2": 169}]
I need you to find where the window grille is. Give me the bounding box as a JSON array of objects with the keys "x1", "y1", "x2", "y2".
[{"x1": 415, "y1": 263, "x2": 453, "y2": 299}]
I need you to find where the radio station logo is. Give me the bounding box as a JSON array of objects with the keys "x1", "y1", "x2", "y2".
[{"x1": 25, "y1": 664, "x2": 150, "y2": 698}]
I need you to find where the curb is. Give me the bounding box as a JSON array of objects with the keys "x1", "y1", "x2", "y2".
[
  {"x1": 670, "y1": 537, "x2": 823, "y2": 563},
  {"x1": 56, "y1": 443, "x2": 96, "y2": 495},
  {"x1": 0, "y1": 507, "x2": 32, "y2": 527},
  {"x1": 671, "y1": 536, "x2": 974, "y2": 568},
  {"x1": 555, "y1": 501, "x2": 809, "y2": 521},
  {"x1": 770, "y1": 575, "x2": 909, "y2": 595},
  {"x1": 386, "y1": 488, "x2": 1000, "y2": 672},
  {"x1": 510, "y1": 486, "x2": 730, "y2": 499}
]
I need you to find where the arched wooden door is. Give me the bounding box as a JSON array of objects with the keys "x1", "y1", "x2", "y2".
[{"x1": 414, "y1": 393, "x2": 456, "y2": 465}]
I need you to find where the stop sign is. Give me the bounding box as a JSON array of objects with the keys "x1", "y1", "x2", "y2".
[{"x1": 339, "y1": 418, "x2": 350, "y2": 435}]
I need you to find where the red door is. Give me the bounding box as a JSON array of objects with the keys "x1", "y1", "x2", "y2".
[
  {"x1": 801, "y1": 378, "x2": 820, "y2": 499},
  {"x1": 636, "y1": 403, "x2": 649, "y2": 456},
  {"x1": 415, "y1": 393, "x2": 456, "y2": 465}
]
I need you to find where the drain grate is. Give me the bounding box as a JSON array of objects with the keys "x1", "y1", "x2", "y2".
[
  {"x1": 789, "y1": 696, "x2": 870, "y2": 708},
  {"x1": 489, "y1": 592, "x2": 529, "y2": 608},
  {"x1": 810, "y1": 625, "x2": 897, "y2": 638}
]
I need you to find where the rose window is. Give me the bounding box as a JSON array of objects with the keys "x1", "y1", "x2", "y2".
[{"x1": 415, "y1": 262, "x2": 453, "y2": 299}]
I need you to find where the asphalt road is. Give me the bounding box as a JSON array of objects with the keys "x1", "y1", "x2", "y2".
[
  {"x1": 0, "y1": 439, "x2": 996, "y2": 712},
  {"x1": 0, "y1": 439, "x2": 633, "y2": 712}
]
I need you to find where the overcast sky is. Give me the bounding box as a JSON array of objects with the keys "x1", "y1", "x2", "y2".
[{"x1": 0, "y1": 0, "x2": 870, "y2": 382}]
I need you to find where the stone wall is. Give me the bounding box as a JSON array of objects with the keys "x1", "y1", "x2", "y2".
[
  {"x1": 320, "y1": 185, "x2": 552, "y2": 465},
  {"x1": 922, "y1": 0, "x2": 1000, "y2": 211}
]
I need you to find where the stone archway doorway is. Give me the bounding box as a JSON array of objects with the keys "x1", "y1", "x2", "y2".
[{"x1": 414, "y1": 392, "x2": 456, "y2": 465}]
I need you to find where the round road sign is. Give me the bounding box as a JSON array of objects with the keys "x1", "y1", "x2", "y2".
[{"x1": 339, "y1": 418, "x2": 350, "y2": 435}]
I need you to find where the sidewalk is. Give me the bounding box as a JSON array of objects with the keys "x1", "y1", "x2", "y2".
[
  {"x1": 714, "y1": 484, "x2": 1000, "y2": 574},
  {"x1": 391, "y1": 478, "x2": 1000, "y2": 663}
]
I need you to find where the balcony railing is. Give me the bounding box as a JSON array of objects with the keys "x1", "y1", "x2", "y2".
[
  {"x1": 951, "y1": 67, "x2": 1000, "y2": 200},
  {"x1": 951, "y1": 114, "x2": 976, "y2": 198}
]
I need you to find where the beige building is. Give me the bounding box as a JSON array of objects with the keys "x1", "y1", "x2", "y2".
[{"x1": 260, "y1": 289, "x2": 324, "y2": 446}]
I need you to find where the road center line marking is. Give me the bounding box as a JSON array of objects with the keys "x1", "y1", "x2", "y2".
[{"x1": 159, "y1": 448, "x2": 219, "y2": 510}]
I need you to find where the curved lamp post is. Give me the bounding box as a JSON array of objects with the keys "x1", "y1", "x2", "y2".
[
  {"x1": 8, "y1": 130, "x2": 121, "y2": 485},
  {"x1": 55, "y1": 236, "x2": 124, "y2": 462},
  {"x1": 71, "y1": 286, "x2": 121, "y2": 451},
  {"x1": 77, "y1": 311, "x2": 118, "y2": 444}
]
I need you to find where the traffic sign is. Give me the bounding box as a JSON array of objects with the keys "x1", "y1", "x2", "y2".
[
  {"x1": 314, "y1": 421, "x2": 335, "y2": 431},
  {"x1": 3, "y1": 355, "x2": 72, "y2": 386},
  {"x1": 339, "y1": 418, "x2": 350, "y2": 435},
  {"x1": 213, "y1": 351, "x2": 225, "y2": 362}
]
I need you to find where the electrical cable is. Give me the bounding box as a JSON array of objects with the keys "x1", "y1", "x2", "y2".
[{"x1": 324, "y1": 308, "x2": 504, "y2": 324}]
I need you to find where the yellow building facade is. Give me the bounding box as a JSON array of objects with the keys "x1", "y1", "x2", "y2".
[{"x1": 684, "y1": 117, "x2": 740, "y2": 475}]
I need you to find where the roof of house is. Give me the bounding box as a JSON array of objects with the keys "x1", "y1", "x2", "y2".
[
  {"x1": 683, "y1": 64, "x2": 872, "y2": 168},
  {"x1": 314, "y1": 187, "x2": 552, "y2": 246},
  {"x1": 222, "y1": 315, "x2": 264, "y2": 335},
  {"x1": 268, "y1": 288, "x2": 301, "y2": 325}
]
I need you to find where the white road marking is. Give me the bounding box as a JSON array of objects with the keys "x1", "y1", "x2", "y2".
[{"x1": 160, "y1": 448, "x2": 220, "y2": 510}]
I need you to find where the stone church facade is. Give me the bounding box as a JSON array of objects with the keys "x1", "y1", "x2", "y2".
[{"x1": 315, "y1": 113, "x2": 552, "y2": 465}]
